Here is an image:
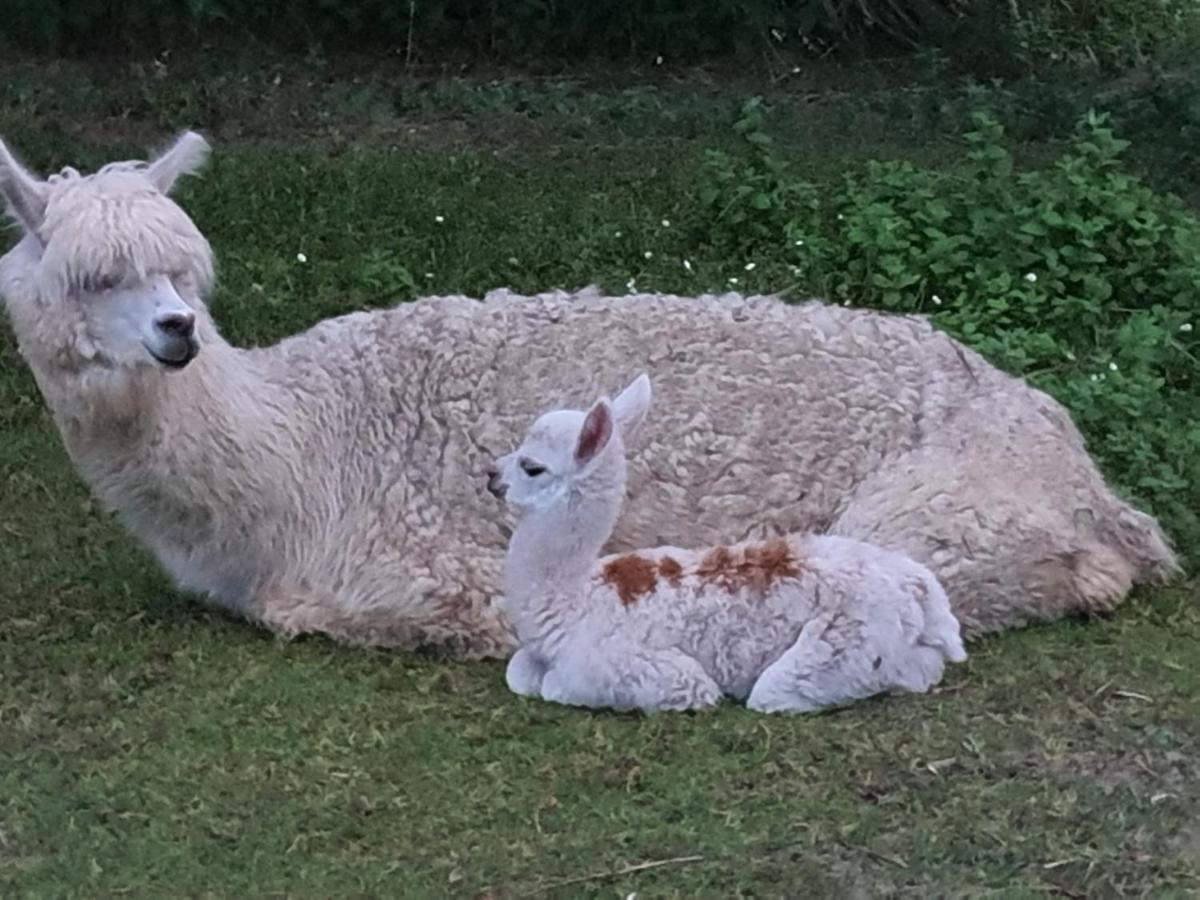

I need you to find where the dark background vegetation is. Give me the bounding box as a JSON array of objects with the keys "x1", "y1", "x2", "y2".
[
  {"x1": 0, "y1": 0, "x2": 1194, "y2": 73},
  {"x1": 1, "y1": 0, "x2": 1198, "y2": 895}
]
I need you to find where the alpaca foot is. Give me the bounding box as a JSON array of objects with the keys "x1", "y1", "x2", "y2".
[
  {"x1": 252, "y1": 582, "x2": 516, "y2": 658},
  {"x1": 506, "y1": 647, "x2": 548, "y2": 697}
]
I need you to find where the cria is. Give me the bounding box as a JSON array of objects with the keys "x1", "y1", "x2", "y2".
[{"x1": 490, "y1": 374, "x2": 968, "y2": 713}]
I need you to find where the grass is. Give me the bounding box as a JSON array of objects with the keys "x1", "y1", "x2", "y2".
[{"x1": 1, "y1": 50, "x2": 1198, "y2": 896}]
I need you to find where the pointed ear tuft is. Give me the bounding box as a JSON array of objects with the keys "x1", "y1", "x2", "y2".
[
  {"x1": 612, "y1": 373, "x2": 652, "y2": 445},
  {"x1": 575, "y1": 399, "x2": 615, "y2": 466},
  {"x1": 146, "y1": 131, "x2": 211, "y2": 194},
  {"x1": 0, "y1": 136, "x2": 48, "y2": 235}
]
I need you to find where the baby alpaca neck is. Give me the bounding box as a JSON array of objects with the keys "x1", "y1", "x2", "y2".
[{"x1": 503, "y1": 489, "x2": 622, "y2": 640}]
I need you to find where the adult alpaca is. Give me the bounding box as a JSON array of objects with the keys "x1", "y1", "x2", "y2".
[{"x1": 0, "y1": 132, "x2": 1179, "y2": 657}]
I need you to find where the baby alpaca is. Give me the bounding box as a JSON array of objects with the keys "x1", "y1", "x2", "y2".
[{"x1": 489, "y1": 375, "x2": 968, "y2": 714}]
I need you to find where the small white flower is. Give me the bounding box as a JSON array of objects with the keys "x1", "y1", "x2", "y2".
[
  {"x1": 1090, "y1": 374, "x2": 1099, "y2": 382},
  {"x1": 1180, "y1": 322, "x2": 1194, "y2": 333},
  {"x1": 507, "y1": 257, "x2": 519, "y2": 266},
  {"x1": 931, "y1": 294, "x2": 943, "y2": 306},
  {"x1": 661, "y1": 218, "x2": 671, "y2": 227},
  {"x1": 1024, "y1": 272, "x2": 1037, "y2": 283},
  {"x1": 626, "y1": 278, "x2": 637, "y2": 291},
  {"x1": 791, "y1": 66, "x2": 801, "y2": 74},
  {"x1": 842, "y1": 299, "x2": 851, "y2": 306},
  {"x1": 744, "y1": 262, "x2": 756, "y2": 271},
  {"x1": 295, "y1": 252, "x2": 307, "y2": 263},
  {"x1": 614, "y1": 231, "x2": 623, "y2": 238},
  {"x1": 434, "y1": 215, "x2": 445, "y2": 223},
  {"x1": 1108, "y1": 361, "x2": 1119, "y2": 372},
  {"x1": 728, "y1": 277, "x2": 739, "y2": 285},
  {"x1": 794, "y1": 239, "x2": 805, "y2": 246},
  {"x1": 682, "y1": 259, "x2": 693, "y2": 272},
  {"x1": 1065, "y1": 351, "x2": 1076, "y2": 361},
  {"x1": 837, "y1": 214, "x2": 844, "y2": 221},
  {"x1": 655, "y1": 55, "x2": 663, "y2": 65},
  {"x1": 425, "y1": 272, "x2": 434, "y2": 280},
  {"x1": 643, "y1": 250, "x2": 653, "y2": 259}
]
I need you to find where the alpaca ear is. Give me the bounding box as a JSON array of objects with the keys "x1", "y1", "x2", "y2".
[
  {"x1": 575, "y1": 398, "x2": 615, "y2": 467},
  {"x1": 0, "y1": 137, "x2": 48, "y2": 235},
  {"x1": 612, "y1": 373, "x2": 652, "y2": 445},
  {"x1": 146, "y1": 131, "x2": 211, "y2": 195}
]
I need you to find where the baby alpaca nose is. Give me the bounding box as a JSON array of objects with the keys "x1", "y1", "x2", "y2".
[
  {"x1": 156, "y1": 312, "x2": 196, "y2": 340},
  {"x1": 484, "y1": 464, "x2": 506, "y2": 499}
]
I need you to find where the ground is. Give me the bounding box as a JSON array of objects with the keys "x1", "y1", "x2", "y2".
[{"x1": 0, "y1": 51, "x2": 1197, "y2": 897}]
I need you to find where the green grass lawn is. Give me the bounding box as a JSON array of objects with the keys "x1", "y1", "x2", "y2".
[{"x1": 1, "y1": 52, "x2": 1198, "y2": 896}]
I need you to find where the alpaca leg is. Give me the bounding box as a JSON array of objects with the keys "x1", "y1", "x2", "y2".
[
  {"x1": 505, "y1": 647, "x2": 548, "y2": 698},
  {"x1": 747, "y1": 612, "x2": 920, "y2": 714},
  {"x1": 888, "y1": 645, "x2": 950, "y2": 695},
  {"x1": 830, "y1": 442, "x2": 1151, "y2": 637},
  {"x1": 253, "y1": 582, "x2": 516, "y2": 658},
  {"x1": 747, "y1": 614, "x2": 849, "y2": 714},
  {"x1": 540, "y1": 644, "x2": 721, "y2": 713},
  {"x1": 252, "y1": 583, "x2": 344, "y2": 640}
]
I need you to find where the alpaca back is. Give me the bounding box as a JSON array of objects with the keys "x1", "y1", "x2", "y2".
[{"x1": 574, "y1": 533, "x2": 962, "y2": 701}]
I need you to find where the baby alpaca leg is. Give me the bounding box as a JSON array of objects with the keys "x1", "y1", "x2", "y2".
[
  {"x1": 540, "y1": 644, "x2": 722, "y2": 713},
  {"x1": 747, "y1": 612, "x2": 889, "y2": 714},
  {"x1": 505, "y1": 647, "x2": 548, "y2": 698},
  {"x1": 886, "y1": 644, "x2": 949, "y2": 695}
]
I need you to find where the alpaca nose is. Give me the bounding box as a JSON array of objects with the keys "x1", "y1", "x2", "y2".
[
  {"x1": 485, "y1": 464, "x2": 506, "y2": 499},
  {"x1": 156, "y1": 312, "x2": 196, "y2": 340}
]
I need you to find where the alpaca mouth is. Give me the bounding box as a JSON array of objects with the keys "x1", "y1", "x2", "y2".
[{"x1": 146, "y1": 340, "x2": 199, "y2": 370}]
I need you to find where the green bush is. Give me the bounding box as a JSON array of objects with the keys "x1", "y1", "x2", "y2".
[{"x1": 696, "y1": 100, "x2": 1200, "y2": 559}]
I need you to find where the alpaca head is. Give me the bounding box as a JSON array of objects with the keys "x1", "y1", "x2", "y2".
[
  {"x1": 0, "y1": 132, "x2": 215, "y2": 389},
  {"x1": 487, "y1": 374, "x2": 652, "y2": 521}
]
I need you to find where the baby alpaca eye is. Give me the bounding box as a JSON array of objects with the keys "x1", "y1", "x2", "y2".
[{"x1": 520, "y1": 460, "x2": 547, "y2": 477}]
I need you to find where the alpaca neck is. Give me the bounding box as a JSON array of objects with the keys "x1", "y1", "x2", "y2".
[
  {"x1": 53, "y1": 332, "x2": 289, "y2": 548},
  {"x1": 503, "y1": 490, "x2": 622, "y2": 644}
]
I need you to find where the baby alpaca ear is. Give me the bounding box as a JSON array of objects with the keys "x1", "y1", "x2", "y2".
[
  {"x1": 0, "y1": 137, "x2": 48, "y2": 236},
  {"x1": 575, "y1": 398, "x2": 615, "y2": 466},
  {"x1": 146, "y1": 131, "x2": 211, "y2": 195},
  {"x1": 612, "y1": 373, "x2": 652, "y2": 444}
]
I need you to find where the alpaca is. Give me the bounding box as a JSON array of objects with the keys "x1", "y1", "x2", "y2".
[
  {"x1": 490, "y1": 374, "x2": 967, "y2": 713},
  {"x1": 0, "y1": 132, "x2": 1180, "y2": 658}
]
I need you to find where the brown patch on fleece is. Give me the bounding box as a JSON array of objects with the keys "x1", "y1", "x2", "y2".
[
  {"x1": 695, "y1": 546, "x2": 736, "y2": 591},
  {"x1": 695, "y1": 538, "x2": 802, "y2": 596},
  {"x1": 657, "y1": 556, "x2": 684, "y2": 586},
  {"x1": 601, "y1": 554, "x2": 659, "y2": 605}
]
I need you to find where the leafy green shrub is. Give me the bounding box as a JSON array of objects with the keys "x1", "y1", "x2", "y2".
[{"x1": 697, "y1": 100, "x2": 1200, "y2": 560}]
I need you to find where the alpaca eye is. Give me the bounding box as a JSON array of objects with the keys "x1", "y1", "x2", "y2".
[
  {"x1": 520, "y1": 461, "x2": 547, "y2": 477},
  {"x1": 91, "y1": 274, "x2": 120, "y2": 292}
]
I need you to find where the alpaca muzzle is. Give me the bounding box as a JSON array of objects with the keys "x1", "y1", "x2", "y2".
[
  {"x1": 148, "y1": 311, "x2": 200, "y2": 369},
  {"x1": 485, "y1": 464, "x2": 507, "y2": 499}
]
